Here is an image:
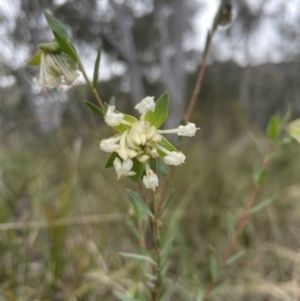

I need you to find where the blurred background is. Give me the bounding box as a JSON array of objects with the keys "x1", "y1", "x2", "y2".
[{"x1": 1, "y1": 0, "x2": 300, "y2": 300}]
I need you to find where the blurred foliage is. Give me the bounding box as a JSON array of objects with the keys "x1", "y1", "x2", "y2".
[{"x1": 1, "y1": 122, "x2": 300, "y2": 300}]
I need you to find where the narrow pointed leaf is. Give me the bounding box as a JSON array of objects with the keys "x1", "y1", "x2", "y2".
[
  {"x1": 130, "y1": 159, "x2": 144, "y2": 182},
  {"x1": 225, "y1": 250, "x2": 245, "y2": 266},
  {"x1": 209, "y1": 255, "x2": 218, "y2": 281},
  {"x1": 145, "y1": 273, "x2": 157, "y2": 281},
  {"x1": 93, "y1": 51, "x2": 101, "y2": 88},
  {"x1": 267, "y1": 116, "x2": 279, "y2": 140},
  {"x1": 196, "y1": 291, "x2": 204, "y2": 301},
  {"x1": 127, "y1": 189, "x2": 153, "y2": 218},
  {"x1": 160, "y1": 188, "x2": 174, "y2": 216},
  {"x1": 53, "y1": 31, "x2": 78, "y2": 61},
  {"x1": 159, "y1": 282, "x2": 176, "y2": 301},
  {"x1": 85, "y1": 101, "x2": 103, "y2": 117},
  {"x1": 119, "y1": 252, "x2": 157, "y2": 266},
  {"x1": 113, "y1": 291, "x2": 140, "y2": 301},
  {"x1": 104, "y1": 152, "x2": 119, "y2": 168},
  {"x1": 226, "y1": 213, "x2": 235, "y2": 238},
  {"x1": 109, "y1": 96, "x2": 116, "y2": 106},
  {"x1": 44, "y1": 11, "x2": 68, "y2": 39},
  {"x1": 149, "y1": 157, "x2": 157, "y2": 173},
  {"x1": 28, "y1": 50, "x2": 43, "y2": 66},
  {"x1": 144, "y1": 92, "x2": 169, "y2": 128},
  {"x1": 250, "y1": 196, "x2": 275, "y2": 214}
]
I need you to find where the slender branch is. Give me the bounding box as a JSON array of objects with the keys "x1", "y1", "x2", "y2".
[
  {"x1": 202, "y1": 143, "x2": 272, "y2": 300},
  {"x1": 151, "y1": 189, "x2": 161, "y2": 301},
  {"x1": 78, "y1": 59, "x2": 104, "y2": 110}
]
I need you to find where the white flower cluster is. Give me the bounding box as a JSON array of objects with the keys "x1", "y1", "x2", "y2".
[
  {"x1": 99, "y1": 97, "x2": 199, "y2": 190},
  {"x1": 34, "y1": 52, "x2": 79, "y2": 88}
]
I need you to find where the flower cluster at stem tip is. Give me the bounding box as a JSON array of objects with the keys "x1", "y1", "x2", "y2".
[{"x1": 99, "y1": 96, "x2": 200, "y2": 190}]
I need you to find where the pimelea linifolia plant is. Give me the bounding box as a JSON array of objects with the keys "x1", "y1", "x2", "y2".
[{"x1": 29, "y1": 1, "x2": 300, "y2": 300}]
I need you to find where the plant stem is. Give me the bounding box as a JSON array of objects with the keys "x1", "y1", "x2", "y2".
[
  {"x1": 202, "y1": 143, "x2": 272, "y2": 300},
  {"x1": 151, "y1": 189, "x2": 161, "y2": 300},
  {"x1": 78, "y1": 59, "x2": 104, "y2": 110}
]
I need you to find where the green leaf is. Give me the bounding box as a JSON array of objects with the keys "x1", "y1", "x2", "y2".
[
  {"x1": 93, "y1": 51, "x2": 101, "y2": 88},
  {"x1": 127, "y1": 189, "x2": 153, "y2": 218},
  {"x1": 157, "y1": 137, "x2": 177, "y2": 158},
  {"x1": 196, "y1": 291, "x2": 204, "y2": 301},
  {"x1": 130, "y1": 159, "x2": 144, "y2": 182},
  {"x1": 113, "y1": 291, "x2": 140, "y2": 301},
  {"x1": 28, "y1": 50, "x2": 43, "y2": 66},
  {"x1": 209, "y1": 255, "x2": 218, "y2": 281},
  {"x1": 267, "y1": 116, "x2": 279, "y2": 140},
  {"x1": 226, "y1": 213, "x2": 235, "y2": 238},
  {"x1": 113, "y1": 114, "x2": 138, "y2": 133},
  {"x1": 104, "y1": 152, "x2": 119, "y2": 168},
  {"x1": 225, "y1": 250, "x2": 245, "y2": 266},
  {"x1": 149, "y1": 157, "x2": 157, "y2": 173},
  {"x1": 44, "y1": 11, "x2": 68, "y2": 39},
  {"x1": 109, "y1": 96, "x2": 116, "y2": 106},
  {"x1": 38, "y1": 41, "x2": 61, "y2": 52},
  {"x1": 53, "y1": 31, "x2": 78, "y2": 61},
  {"x1": 253, "y1": 162, "x2": 267, "y2": 185},
  {"x1": 145, "y1": 273, "x2": 157, "y2": 281},
  {"x1": 144, "y1": 92, "x2": 169, "y2": 128},
  {"x1": 85, "y1": 101, "x2": 103, "y2": 117},
  {"x1": 250, "y1": 196, "x2": 276, "y2": 215},
  {"x1": 119, "y1": 252, "x2": 157, "y2": 266},
  {"x1": 161, "y1": 234, "x2": 176, "y2": 261},
  {"x1": 160, "y1": 188, "x2": 174, "y2": 216},
  {"x1": 248, "y1": 132, "x2": 262, "y2": 155},
  {"x1": 159, "y1": 282, "x2": 176, "y2": 301}
]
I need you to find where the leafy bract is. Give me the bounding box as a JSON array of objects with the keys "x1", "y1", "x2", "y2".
[
  {"x1": 144, "y1": 92, "x2": 169, "y2": 128},
  {"x1": 53, "y1": 32, "x2": 78, "y2": 61},
  {"x1": 44, "y1": 11, "x2": 68, "y2": 39},
  {"x1": 28, "y1": 50, "x2": 43, "y2": 66},
  {"x1": 38, "y1": 41, "x2": 61, "y2": 52}
]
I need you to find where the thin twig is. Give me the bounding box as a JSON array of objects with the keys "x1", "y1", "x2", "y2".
[
  {"x1": 78, "y1": 59, "x2": 104, "y2": 110},
  {"x1": 202, "y1": 143, "x2": 272, "y2": 300},
  {"x1": 151, "y1": 189, "x2": 161, "y2": 301}
]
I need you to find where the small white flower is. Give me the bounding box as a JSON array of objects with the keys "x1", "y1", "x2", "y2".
[
  {"x1": 137, "y1": 155, "x2": 150, "y2": 163},
  {"x1": 288, "y1": 119, "x2": 300, "y2": 144},
  {"x1": 158, "y1": 122, "x2": 200, "y2": 137},
  {"x1": 177, "y1": 123, "x2": 199, "y2": 137},
  {"x1": 150, "y1": 148, "x2": 159, "y2": 158},
  {"x1": 143, "y1": 168, "x2": 159, "y2": 190},
  {"x1": 113, "y1": 157, "x2": 136, "y2": 180},
  {"x1": 99, "y1": 136, "x2": 121, "y2": 152},
  {"x1": 163, "y1": 151, "x2": 186, "y2": 165},
  {"x1": 104, "y1": 106, "x2": 124, "y2": 127},
  {"x1": 146, "y1": 126, "x2": 162, "y2": 143},
  {"x1": 135, "y1": 96, "x2": 155, "y2": 114},
  {"x1": 117, "y1": 131, "x2": 137, "y2": 160},
  {"x1": 34, "y1": 52, "x2": 79, "y2": 88},
  {"x1": 129, "y1": 121, "x2": 149, "y2": 146}
]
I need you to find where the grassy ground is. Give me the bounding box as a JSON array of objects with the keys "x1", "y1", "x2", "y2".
[{"x1": 1, "y1": 123, "x2": 300, "y2": 301}]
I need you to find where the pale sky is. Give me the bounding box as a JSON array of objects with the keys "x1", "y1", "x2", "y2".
[{"x1": 0, "y1": 0, "x2": 299, "y2": 87}]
